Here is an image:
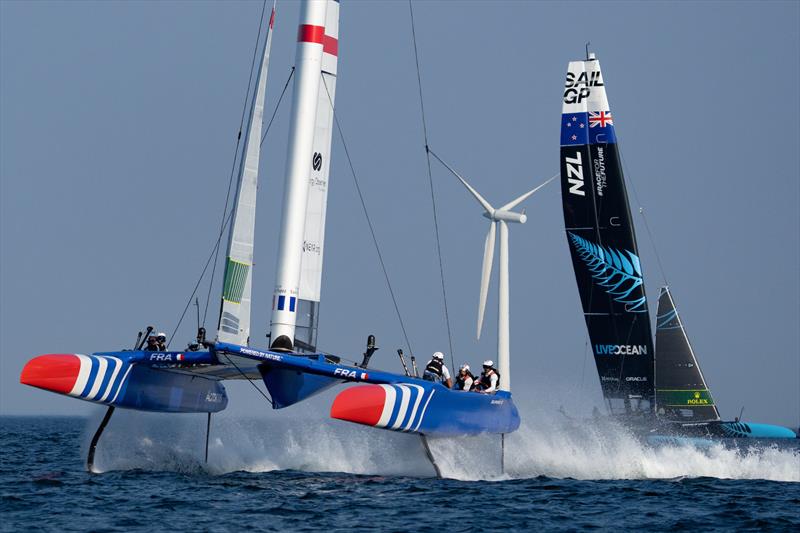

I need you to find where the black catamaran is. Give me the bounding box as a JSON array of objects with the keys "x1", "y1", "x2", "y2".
[{"x1": 559, "y1": 52, "x2": 796, "y2": 442}]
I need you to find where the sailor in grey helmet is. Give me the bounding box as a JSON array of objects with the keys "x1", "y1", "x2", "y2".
[
  {"x1": 472, "y1": 360, "x2": 500, "y2": 393},
  {"x1": 422, "y1": 351, "x2": 452, "y2": 388}
]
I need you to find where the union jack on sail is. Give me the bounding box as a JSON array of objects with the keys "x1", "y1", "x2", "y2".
[{"x1": 589, "y1": 111, "x2": 613, "y2": 128}]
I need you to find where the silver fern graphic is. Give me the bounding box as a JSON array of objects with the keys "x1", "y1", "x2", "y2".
[{"x1": 568, "y1": 232, "x2": 647, "y2": 312}]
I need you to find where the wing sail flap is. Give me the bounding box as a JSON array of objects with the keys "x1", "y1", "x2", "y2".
[{"x1": 296, "y1": 0, "x2": 339, "y2": 351}]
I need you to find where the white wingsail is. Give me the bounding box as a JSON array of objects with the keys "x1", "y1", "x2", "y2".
[
  {"x1": 217, "y1": 3, "x2": 276, "y2": 346},
  {"x1": 295, "y1": 0, "x2": 339, "y2": 351}
]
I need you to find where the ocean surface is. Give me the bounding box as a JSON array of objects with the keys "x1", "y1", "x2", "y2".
[{"x1": 1, "y1": 414, "x2": 799, "y2": 532}]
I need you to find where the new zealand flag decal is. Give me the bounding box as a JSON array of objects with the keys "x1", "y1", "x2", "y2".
[{"x1": 561, "y1": 112, "x2": 617, "y2": 146}]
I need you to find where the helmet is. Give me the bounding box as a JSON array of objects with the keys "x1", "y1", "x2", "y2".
[
  {"x1": 157, "y1": 332, "x2": 167, "y2": 341},
  {"x1": 432, "y1": 351, "x2": 444, "y2": 361},
  {"x1": 482, "y1": 359, "x2": 494, "y2": 368},
  {"x1": 459, "y1": 363, "x2": 470, "y2": 372}
]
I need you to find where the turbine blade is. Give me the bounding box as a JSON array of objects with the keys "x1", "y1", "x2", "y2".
[
  {"x1": 499, "y1": 173, "x2": 558, "y2": 211},
  {"x1": 477, "y1": 222, "x2": 496, "y2": 339},
  {"x1": 434, "y1": 156, "x2": 494, "y2": 213}
]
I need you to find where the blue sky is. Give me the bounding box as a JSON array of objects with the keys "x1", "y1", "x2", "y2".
[{"x1": 1, "y1": 0, "x2": 798, "y2": 427}]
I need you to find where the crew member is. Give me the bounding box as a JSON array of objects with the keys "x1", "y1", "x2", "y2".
[
  {"x1": 454, "y1": 363, "x2": 475, "y2": 391},
  {"x1": 156, "y1": 332, "x2": 167, "y2": 351},
  {"x1": 422, "y1": 351, "x2": 452, "y2": 388},
  {"x1": 472, "y1": 360, "x2": 500, "y2": 393},
  {"x1": 144, "y1": 335, "x2": 159, "y2": 351}
]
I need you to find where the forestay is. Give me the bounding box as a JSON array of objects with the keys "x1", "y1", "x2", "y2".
[
  {"x1": 655, "y1": 287, "x2": 720, "y2": 421},
  {"x1": 217, "y1": 4, "x2": 276, "y2": 345},
  {"x1": 559, "y1": 54, "x2": 655, "y2": 414},
  {"x1": 296, "y1": 0, "x2": 339, "y2": 351}
]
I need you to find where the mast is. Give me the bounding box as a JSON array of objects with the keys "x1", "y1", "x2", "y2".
[
  {"x1": 216, "y1": 2, "x2": 276, "y2": 346},
  {"x1": 270, "y1": 0, "x2": 329, "y2": 351}
]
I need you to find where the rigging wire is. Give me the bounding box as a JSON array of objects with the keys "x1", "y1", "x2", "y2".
[
  {"x1": 167, "y1": 66, "x2": 292, "y2": 348},
  {"x1": 220, "y1": 352, "x2": 275, "y2": 408},
  {"x1": 260, "y1": 67, "x2": 295, "y2": 147},
  {"x1": 168, "y1": 63, "x2": 293, "y2": 348},
  {"x1": 321, "y1": 77, "x2": 415, "y2": 357},
  {"x1": 619, "y1": 149, "x2": 670, "y2": 288},
  {"x1": 167, "y1": 209, "x2": 235, "y2": 348},
  {"x1": 408, "y1": 0, "x2": 456, "y2": 371},
  {"x1": 203, "y1": 0, "x2": 270, "y2": 327}
]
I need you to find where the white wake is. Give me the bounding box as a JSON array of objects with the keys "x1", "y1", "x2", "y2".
[{"x1": 87, "y1": 407, "x2": 800, "y2": 482}]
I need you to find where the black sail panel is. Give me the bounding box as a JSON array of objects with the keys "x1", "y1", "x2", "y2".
[
  {"x1": 559, "y1": 57, "x2": 654, "y2": 414},
  {"x1": 655, "y1": 287, "x2": 720, "y2": 421}
]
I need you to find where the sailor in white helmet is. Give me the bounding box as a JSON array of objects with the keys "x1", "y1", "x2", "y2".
[
  {"x1": 422, "y1": 351, "x2": 452, "y2": 388},
  {"x1": 156, "y1": 332, "x2": 167, "y2": 351},
  {"x1": 473, "y1": 360, "x2": 500, "y2": 393},
  {"x1": 454, "y1": 363, "x2": 475, "y2": 391}
]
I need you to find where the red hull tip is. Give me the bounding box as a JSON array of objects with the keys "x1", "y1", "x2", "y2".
[
  {"x1": 20, "y1": 354, "x2": 80, "y2": 394},
  {"x1": 330, "y1": 385, "x2": 386, "y2": 426}
]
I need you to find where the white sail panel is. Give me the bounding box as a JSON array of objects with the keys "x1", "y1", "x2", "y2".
[
  {"x1": 217, "y1": 5, "x2": 276, "y2": 345},
  {"x1": 562, "y1": 57, "x2": 609, "y2": 115},
  {"x1": 296, "y1": 0, "x2": 338, "y2": 350}
]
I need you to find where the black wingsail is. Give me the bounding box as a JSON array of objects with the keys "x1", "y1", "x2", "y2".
[
  {"x1": 654, "y1": 287, "x2": 720, "y2": 421},
  {"x1": 559, "y1": 54, "x2": 655, "y2": 415}
]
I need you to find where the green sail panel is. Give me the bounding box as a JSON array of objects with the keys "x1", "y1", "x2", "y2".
[{"x1": 222, "y1": 259, "x2": 250, "y2": 304}]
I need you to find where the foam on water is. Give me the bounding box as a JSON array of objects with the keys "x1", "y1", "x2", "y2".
[{"x1": 88, "y1": 407, "x2": 800, "y2": 482}]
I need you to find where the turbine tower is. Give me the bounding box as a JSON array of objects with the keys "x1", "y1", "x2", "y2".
[{"x1": 444, "y1": 160, "x2": 554, "y2": 391}]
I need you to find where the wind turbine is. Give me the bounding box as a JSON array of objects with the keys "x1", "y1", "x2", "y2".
[{"x1": 433, "y1": 153, "x2": 555, "y2": 392}]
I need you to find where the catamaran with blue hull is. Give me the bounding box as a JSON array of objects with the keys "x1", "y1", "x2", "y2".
[
  {"x1": 20, "y1": 0, "x2": 525, "y2": 473},
  {"x1": 559, "y1": 52, "x2": 796, "y2": 444}
]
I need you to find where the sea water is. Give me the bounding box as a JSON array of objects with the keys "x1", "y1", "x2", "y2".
[{"x1": 1, "y1": 413, "x2": 798, "y2": 531}]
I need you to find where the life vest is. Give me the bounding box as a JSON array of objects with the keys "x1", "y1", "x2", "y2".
[
  {"x1": 425, "y1": 358, "x2": 444, "y2": 377},
  {"x1": 455, "y1": 371, "x2": 474, "y2": 390},
  {"x1": 477, "y1": 369, "x2": 500, "y2": 390}
]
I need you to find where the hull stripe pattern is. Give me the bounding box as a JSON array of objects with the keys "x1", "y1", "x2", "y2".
[
  {"x1": 69, "y1": 355, "x2": 131, "y2": 404},
  {"x1": 374, "y1": 384, "x2": 434, "y2": 433}
]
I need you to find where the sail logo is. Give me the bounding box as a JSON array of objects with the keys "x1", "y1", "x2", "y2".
[
  {"x1": 563, "y1": 70, "x2": 604, "y2": 104},
  {"x1": 568, "y1": 233, "x2": 647, "y2": 312},
  {"x1": 564, "y1": 151, "x2": 585, "y2": 196},
  {"x1": 595, "y1": 344, "x2": 649, "y2": 356},
  {"x1": 688, "y1": 391, "x2": 709, "y2": 405},
  {"x1": 593, "y1": 146, "x2": 607, "y2": 197},
  {"x1": 312, "y1": 152, "x2": 323, "y2": 171}
]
